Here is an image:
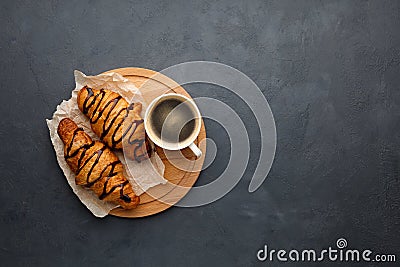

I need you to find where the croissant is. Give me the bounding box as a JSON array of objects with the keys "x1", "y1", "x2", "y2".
[
  {"x1": 57, "y1": 118, "x2": 140, "y2": 209},
  {"x1": 77, "y1": 86, "x2": 151, "y2": 162}
]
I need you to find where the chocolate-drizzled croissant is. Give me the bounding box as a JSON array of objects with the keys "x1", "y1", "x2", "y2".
[
  {"x1": 57, "y1": 118, "x2": 140, "y2": 209},
  {"x1": 77, "y1": 86, "x2": 151, "y2": 162}
]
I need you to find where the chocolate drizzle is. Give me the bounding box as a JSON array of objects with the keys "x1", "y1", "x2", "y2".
[
  {"x1": 99, "y1": 96, "x2": 122, "y2": 139},
  {"x1": 99, "y1": 180, "x2": 131, "y2": 202},
  {"x1": 64, "y1": 125, "x2": 131, "y2": 203},
  {"x1": 82, "y1": 86, "x2": 148, "y2": 162}
]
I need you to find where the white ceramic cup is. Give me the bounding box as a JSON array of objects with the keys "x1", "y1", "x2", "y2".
[{"x1": 144, "y1": 93, "x2": 202, "y2": 158}]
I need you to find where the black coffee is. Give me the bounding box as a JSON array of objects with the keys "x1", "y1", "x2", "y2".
[{"x1": 150, "y1": 99, "x2": 196, "y2": 143}]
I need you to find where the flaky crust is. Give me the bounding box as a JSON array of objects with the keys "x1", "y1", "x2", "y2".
[
  {"x1": 77, "y1": 86, "x2": 151, "y2": 162},
  {"x1": 57, "y1": 118, "x2": 140, "y2": 209}
]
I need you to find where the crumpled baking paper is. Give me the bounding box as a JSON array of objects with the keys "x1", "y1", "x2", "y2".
[{"x1": 46, "y1": 70, "x2": 166, "y2": 217}]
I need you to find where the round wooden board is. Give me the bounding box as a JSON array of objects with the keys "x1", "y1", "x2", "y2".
[{"x1": 101, "y1": 67, "x2": 206, "y2": 218}]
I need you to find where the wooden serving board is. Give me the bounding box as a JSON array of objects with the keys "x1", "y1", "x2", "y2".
[{"x1": 102, "y1": 67, "x2": 206, "y2": 218}]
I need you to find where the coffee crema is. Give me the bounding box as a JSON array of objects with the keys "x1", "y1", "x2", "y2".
[{"x1": 149, "y1": 99, "x2": 196, "y2": 143}]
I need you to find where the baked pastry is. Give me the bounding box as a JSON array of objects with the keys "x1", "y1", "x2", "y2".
[
  {"x1": 77, "y1": 86, "x2": 151, "y2": 162},
  {"x1": 57, "y1": 118, "x2": 140, "y2": 209}
]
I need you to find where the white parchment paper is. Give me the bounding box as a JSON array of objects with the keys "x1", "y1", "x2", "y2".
[{"x1": 46, "y1": 70, "x2": 166, "y2": 217}]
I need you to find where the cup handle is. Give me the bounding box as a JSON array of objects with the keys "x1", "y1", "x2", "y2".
[{"x1": 189, "y1": 142, "x2": 202, "y2": 159}]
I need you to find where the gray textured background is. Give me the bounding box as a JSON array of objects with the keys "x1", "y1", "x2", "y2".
[{"x1": 1, "y1": 0, "x2": 400, "y2": 266}]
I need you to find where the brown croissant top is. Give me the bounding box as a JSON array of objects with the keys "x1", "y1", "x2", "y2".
[
  {"x1": 57, "y1": 118, "x2": 140, "y2": 209},
  {"x1": 77, "y1": 86, "x2": 151, "y2": 162}
]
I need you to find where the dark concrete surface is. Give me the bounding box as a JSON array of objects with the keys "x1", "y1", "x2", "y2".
[{"x1": 1, "y1": 0, "x2": 400, "y2": 266}]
